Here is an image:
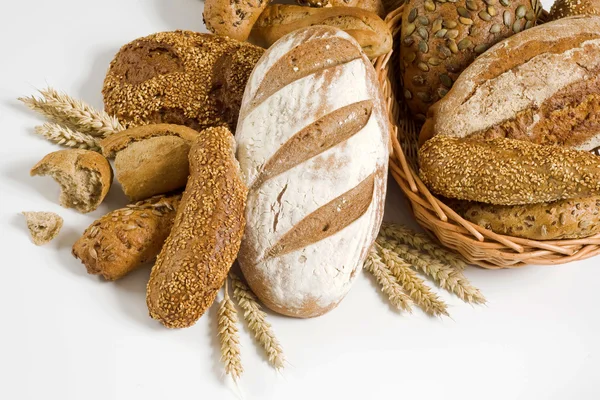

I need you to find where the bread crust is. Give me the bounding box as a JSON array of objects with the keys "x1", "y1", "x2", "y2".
[
  {"x1": 146, "y1": 127, "x2": 247, "y2": 328},
  {"x1": 72, "y1": 194, "x2": 181, "y2": 281},
  {"x1": 101, "y1": 124, "x2": 200, "y2": 201},
  {"x1": 203, "y1": 0, "x2": 270, "y2": 41},
  {"x1": 30, "y1": 149, "x2": 113, "y2": 213},
  {"x1": 549, "y1": 0, "x2": 600, "y2": 20},
  {"x1": 250, "y1": 5, "x2": 392, "y2": 59}
]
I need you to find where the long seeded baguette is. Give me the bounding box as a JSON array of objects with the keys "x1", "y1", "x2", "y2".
[
  {"x1": 146, "y1": 127, "x2": 247, "y2": 329},
  {"x1": 72, "y1": 194, "x2": 181, "y2": 281},
  {"x1": 236, "y1": 27, "x2": 390, "y2": 318},
  {"x1": 419, "y1": 135, "x2": 600, "y2": 205},
  {"x1": 250, "y1": 5, "x2": 392, "y2": 59}
]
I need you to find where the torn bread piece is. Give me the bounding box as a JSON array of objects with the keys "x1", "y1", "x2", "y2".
[{"x1": 23, "y1": 211, "x2": 63, "y2": 245}]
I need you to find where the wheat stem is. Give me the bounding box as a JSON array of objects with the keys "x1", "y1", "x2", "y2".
[
  {"x1": 365, "y1": 248, "x2": 413, "y2": 313},
  {"x1": 230, "y1": 273, "x2": 285, "y2": 370},
  {"x1": 380, "y1": 222, "x2": 468, "y2": 271},
  {"x1": 34, "y1": 123, "x2": 101, "y2": 152},
  {"x1": 376, "y1": 243, "x2": 449, "y2": 317},
  {"x1": 377, "y1": 238, "x2": 486, "y2": 305},
  {"x1": 218, "y1": 281, "x2": 243, "y2": 382}
]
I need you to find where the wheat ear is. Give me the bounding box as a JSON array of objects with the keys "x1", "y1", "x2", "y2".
[
  {"x1": 218, "y1": 281, "x2": 243, "y2": 382},
  {"x1": 380, "y1": 222, "x2": 468, "y2": 271},
  {"x1": 19, "y1": 87, "x2": 123, "y2": 138},
  {"x1": 230, "y1": 273, "x2": 285, "y2": 370},
  {"x1": 365, "y1": 248, "x2": 413, "y2": 313},
  {"x1": 34, "y1": 123, "x2": 101, "y2": 152},
  {"x1": 377, "y1": 238, "x2": 486, "y2": 305},
  {"x1": 376, "y1": 243, "x2": 449, "y2": 317}
]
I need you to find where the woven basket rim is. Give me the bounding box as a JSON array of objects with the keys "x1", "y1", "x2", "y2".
[{"x1": 373, "y1": 5, "x2": 600, "y2": 268}]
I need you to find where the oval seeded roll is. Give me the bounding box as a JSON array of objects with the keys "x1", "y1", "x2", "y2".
[
  {"x1": 400, "y1": 0, "x2": 539, "y2": 120},
  {"x1": 549, "y1": 0, "x2": 600, "y2": 20},
  {"x1": 419, "y1": 135, "x2": 600, "y2": 205},
  {"x1": 103, "y1": 31, "x2": 263, "y2": 132},
  {"x1": 146, "y1": 127, "x2": 247, "y2": 329},
  {"x1": 449, "y1": 197, "x2": 600, "y2": 240}
]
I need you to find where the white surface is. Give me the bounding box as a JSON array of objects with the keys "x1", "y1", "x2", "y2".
[{"x1": 0, "y1": 1, "x2": 598, "y2": 399}]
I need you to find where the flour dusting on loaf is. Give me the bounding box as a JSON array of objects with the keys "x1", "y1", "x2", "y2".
[{"x1": 236, "y1": 27, "x2": 390, "y2": 318}]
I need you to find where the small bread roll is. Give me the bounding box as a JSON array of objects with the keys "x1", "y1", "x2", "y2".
[
  {"x1": 30, "y1": 149, "x2": 112, "y2": 213},
  {"x1": 203, "y1": 0, "x2": 271, "y2": 41},
  {"x1": 549, "y1": 0, "x2": 600, "y2": 20},
  {"x1": 146, "y1": 127, "x2": 247, "y2": 328}
]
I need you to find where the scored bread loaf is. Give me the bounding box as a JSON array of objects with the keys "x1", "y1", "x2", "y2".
[
  {"x1": 420, "y1": 16, "x2": 600, "y2": 149},
  {"x1": 419, "y1": 135, "x2": 600, "y2": 205},
  {"x1": 250, "y1": 5, "x2": 392, "y2": 59},
  {"x1": 236, "y1": 27, "x2": 390, "y2": 318}
]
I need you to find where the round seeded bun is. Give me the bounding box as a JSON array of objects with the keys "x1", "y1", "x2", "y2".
[
  {"x1": 549, "y1": 0, "x2": 600, "y2": 20},
  {"x1": 102, "y1": 31, "x2": 264, "y2": 132},
  {"x1": 399, "y1": 0, "x2": 542, "y2": 120}
]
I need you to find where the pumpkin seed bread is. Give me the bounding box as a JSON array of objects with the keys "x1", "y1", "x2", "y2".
[
  {"x1": 72, "y1": 194, "x2": 181, "y2": 281},
  {"x1": 549, "y1": 0, "x2": 600, "y2": 20},
  {"x1": 450, "y1": 197, "x2": 600, "y2": 240},
  {"x1": 400, "y1": 0, "x2": 539, "y2": 120},
  {"x1": 102, "y1": 31, "x2": 263, "y2": 132},
  {"x1": 419, "y1": 135, "x2": 600, "y2": 205},
  {"x1": 23, "y1": 212, "x2": 63, "y2": 246},
  {"x1": 146, "y1": 127, "x2": 247, "y2": 328}
]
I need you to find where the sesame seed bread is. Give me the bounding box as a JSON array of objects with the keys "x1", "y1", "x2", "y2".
[
  {"x1": 420, "y1": 16, "x2": 600, "y2": 151},
  {"x1": 72, "y1": 194, "x2": 181, "y2": 281},
  {"x1": 101, "y1": 124, "x2": 200, "y2": 201},
  {"x1": 146, "y1": 127, "x2": 247, "y2": 329},
  {"x1": 103, "y1": 31, "x2": 263, "y2": 132},
  {"x1": 23, "y1": 211, "x2": 63, "y2": 246},
  {"x1": 549, "y1": 0, "x2": 600, "y2": 20},
  {"x1": 236, "y1": 27, "x2": 390, "y2": 318},
  {"x1": 249, "y1": 5, "x2": 392, "y2": 59},
  {"x1": 449, "y1": 196, "x2": 600, "y2": 240},
  {"x1": 30, "y1": 149, "x2": 113, "y2": 214},
  {"x1": 203, "y1": 0, "x2": 270, "y2": 42},
  {"x1": 419, "y1": 135, "x2": 600, "y2": 205},
  {"x1": 400, "y1": 0, "x2": 539, "y2": 120}
]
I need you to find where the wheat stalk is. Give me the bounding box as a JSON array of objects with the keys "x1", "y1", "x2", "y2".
[
  {"x1": 380, "y1": 222, "x2": 468, "y2": 271},
  {"x1": 365, "y1": 248, "x2": 413, "y2": 313},
  {"x1": 19, "y1": 87, "x2": 123, "y2": 138},
  {"x1": 376, "y1": 243, "x2": 449, "y2": 317},
  {"x1": 230, "y1": 273, "x2": 285, "y2": 370},
  {"x1": 34, "y1": 123, "x2": 101, "y2": 152},
  {"x1": 218, "y1": 281, "x2": 243, "y2": 382},
  {"x1": 377, "y1": 237, "x2": 486, "y2": 305}
]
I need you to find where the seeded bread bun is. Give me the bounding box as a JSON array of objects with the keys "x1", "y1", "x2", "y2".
[
  {"x1": 419, "y1": 16, "x2": 600, "y2": 149},
  {"x1": 30, "y1": 149, "x2": 113, "y2": 214},
  {"x1": 297, "y1": 0, "x2": 386, "y2": 17},
  {"x1": 101, "y1": 124, "x2": 200, "y2": 201},
  {"x1": 250, "y1": 5, "x2": 392, "y2": 59},
  {"x1": 103, "y1": 31, "x2": 263, "y2": 132},
  {"x1": 400, "y1": 0, "x2": 540, "y2": 120},
  {"x1": 23, "y1": 212, "x2": 63, "y2": 246},
  {"x1": 449, "y1": 196, "x2": 600, "y2": 240},
  {"x1": 146, "y1": 127, "x2": 247, "y2": 328},
  {"x1": 419, "y1": 135, "x2": 600, "y2": 205},
  {"x1": 549, "y1": 0, "x2": 600, "y2": 20},
  {"x1": 72, "y1": 194, "x2": 181, "y2": 281},
  {"x1": 203, "y1": 0, "x2": 271, "y2": 41}
]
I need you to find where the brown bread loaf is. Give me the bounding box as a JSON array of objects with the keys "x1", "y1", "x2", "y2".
[
  {"x1": 400, "y1": 0, "x2": 539, "y2": 120},
  {"x1": 449, "y1": 197, "x2": 600, "y2": 240},
  {"x1": 146, "y1": 127, "x2": 247, "y2": 328},
  {"x1": 103, "y1": 31, "x2": 263, "y2": 132},
  {"x1": 297, "y1": 0, "x2": 386, "y2": 17},
  {"x1": 101, "y1": 124, "x2": 200, "y2": 201},
  {"x1": 420, "y1": 16, "x2": 600, "y2": 150},
  {"x1": 549, "y1": 0, "x2": 600, "y2": 20},
  {"x1": 250, "y1": 5, "x2": 392, "y2": 59},
  {"x1": 236, "y1": 27, "x2": 390, "y2": 318},
  {"x1": 419, "y1": 135, "x2": 600, "y2": 205},
  {"x1": 30, "y1": 149, "x2": 113, "y2": 214},
  {"x1": 203, "y1": 0, "x2": 271, "y2": 41},
  {"x1": 72, "y1": 194, "x2": 181, "y2": 281}
]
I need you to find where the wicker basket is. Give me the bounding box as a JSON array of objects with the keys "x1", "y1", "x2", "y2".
[{"x1": 373, "y1": 5, "x2": 600, "y2": 268}]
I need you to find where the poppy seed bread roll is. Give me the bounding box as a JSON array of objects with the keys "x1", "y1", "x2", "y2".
[{"x1": 419, "y1": 135, "x2": 600, "y2": 205}]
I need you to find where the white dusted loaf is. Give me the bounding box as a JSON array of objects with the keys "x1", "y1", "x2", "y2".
[{"x1": 235, "y1": 26, "x2": 390, "y2": 318}]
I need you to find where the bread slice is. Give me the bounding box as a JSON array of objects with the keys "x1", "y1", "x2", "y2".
[
  {"x1": 23, "y1": 211, "x2": 63, "y2": 245},
  {"x1": 30, "y1": 149, "x2": 113, "y2": 213}
]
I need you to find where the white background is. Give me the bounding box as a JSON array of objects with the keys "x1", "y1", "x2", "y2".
[{"x1": 1, "y1": 0, "x2": 598, "y2": 399}]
